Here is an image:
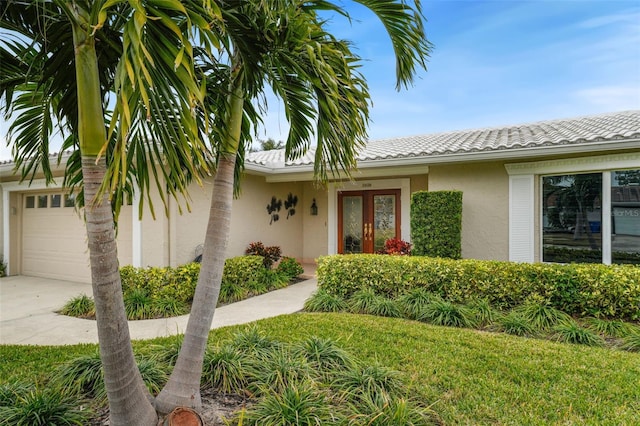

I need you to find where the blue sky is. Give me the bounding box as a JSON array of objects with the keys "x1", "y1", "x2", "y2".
[{"x1": 1, "y1": 0, "x2": 639, "y2": 161}]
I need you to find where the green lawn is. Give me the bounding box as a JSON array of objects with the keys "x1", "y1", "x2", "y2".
[{"x1": 1, "y1": 312, "x2": 639, "y2": 424}]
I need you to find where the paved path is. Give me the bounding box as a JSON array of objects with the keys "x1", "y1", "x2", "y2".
[{"x1": 0, "y1": 275, "x2": 317, "y2": 346}]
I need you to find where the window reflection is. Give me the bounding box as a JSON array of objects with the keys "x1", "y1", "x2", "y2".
[
  {"x1": 542, "y1": 173, "x2": 602, "y2": 263},
  {"x1": 612, "y1": 170, "x2": 640, "y2": 264}
]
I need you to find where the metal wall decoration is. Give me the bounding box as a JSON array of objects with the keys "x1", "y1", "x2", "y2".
[
  {"x1": 267, "y1": 196, "x2": 282, "y2": 224},
  {"x1": 285, "y1": 193, "x2": 298, "y2": 219}
]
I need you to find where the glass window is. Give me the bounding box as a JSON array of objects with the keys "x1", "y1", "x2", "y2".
[
  {"x1": 342, "y1": 196, "x2": 363, "y2": 254},
  {"x1": 25, "y1": 196, "x2": 35, "y2": 209},
  {"x1": 38, "y1": 195, "x2": 48, "y2": 208},
  {"x1": 542, "y1": 173, "x2": 602, "y2": 263},
  {"x1": 611, "y1": 170, "x2": 640, "y2": 264},
  {"x1": 51, "y1": 194, "x2": 61, "y2": 208},
  {"x1": 64, "y1": 194, "x2": 76, "y2": 208}
]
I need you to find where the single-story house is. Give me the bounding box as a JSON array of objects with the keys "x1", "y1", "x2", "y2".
[{"x1": 1, "y1": 110, "x2": 639, "y2": 283}]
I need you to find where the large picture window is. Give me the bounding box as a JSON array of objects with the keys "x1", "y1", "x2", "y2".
[{"x1": 542, "y1": 169, "x2": 640, "y2": 264}]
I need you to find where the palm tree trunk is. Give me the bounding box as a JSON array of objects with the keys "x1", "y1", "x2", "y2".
[
  {"x1": 154, "y1": 154, "x2": 236, "y2": 413},
  {"x1": 155, "y1": 69, "x2": 245, "y2": 414},
  {"x1": 72, "y1": 9, "x2": 157, "y2": 425},
  {"x1": 83, "y1": 157, "x2": 158, "y2": 426}
]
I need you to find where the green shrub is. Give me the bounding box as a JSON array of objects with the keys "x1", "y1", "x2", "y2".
[
  {"x1": 417, "y1": 299, "x2": 476, "y2": 328},
  {"x1": 397, "y1": 288, "x2": 441, "y2": 320},
  {"x1": 304, "y1": 289, "x2": 348, "y2": 313},
  {"x1": 245, "y1": 241, "x2": 282, "y2": 268},
  {"x1": 60, "y1": 294, "x2": 95, "y2": 318},
  {"x1": 497, "y1": 312, "x2": 536, "y2": 337},
  {"x1": 621, "y1": 332, "x2": 640, "y2": 352},
  {"x1": 276, "y1": 256, "x2": 304, "y2": 279},
  {"x1": 0, "y1": 384, "x2": 92, "y2": 426},
  {"x1": 514, "y1": 301, "x2": 572, "y2": 331},
  {"x1": 123, "y1": 287, "x2": 155, "y2": 320},
  {"x1": 349, "y1": 288, "x2": 379, "y2": 314},
  {"x1": 221, "y1": 256, "x2": 264, "y2": 289},
  {"x1": 584, "y1": 318, "x2": 636, "y2": 338},
  {"x1": 238, "y1": 383, "x2": 335, "y2": 426},
  {"x1": 410, "y1": 190, "x2": 462, "y2": 259},
  {"x1": 202, "y1": 345, "x2": 249, "y2": 394},
  {"x1": 553, "y1": 322, "x2": 605, "y2": 347},
  {"x1": 317, "y1": 255, "x2": 640, "y2": 321},
  {"x1": 0, "y1": 257, "x2": 6, "y2": 278},
  {"x1": 52, "y1": 350, "x2": 105, "y2": 402}
]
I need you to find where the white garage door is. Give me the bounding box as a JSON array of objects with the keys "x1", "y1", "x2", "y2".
[{"x1": 21, "y1": 192, "x2": 132, "y2": 283}]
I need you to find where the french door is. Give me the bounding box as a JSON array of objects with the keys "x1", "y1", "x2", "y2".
[{"x1": 338, "y1": 189, "x2": 401, "y2": 254}]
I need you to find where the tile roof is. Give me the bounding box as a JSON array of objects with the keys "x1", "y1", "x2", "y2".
[{"x1": 246, "y1": 110, "x2": 640, "y2": 168}]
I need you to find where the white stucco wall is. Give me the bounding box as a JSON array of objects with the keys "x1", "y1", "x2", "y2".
[{"x1": 428, "y1": 161, "x2": 510, "y2": 261}]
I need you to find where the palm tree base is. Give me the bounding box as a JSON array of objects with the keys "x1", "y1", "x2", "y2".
[{"x1": 160, "y1": 407, "x2": 204, "y2": 426}]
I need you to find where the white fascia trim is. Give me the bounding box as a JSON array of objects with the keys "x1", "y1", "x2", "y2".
[
  {"x1": 505, "y1": 152, "x2": 640, "y2": 175},
  {"x1": 245, "y1": 140, "x2": 639, "y2": 181}
]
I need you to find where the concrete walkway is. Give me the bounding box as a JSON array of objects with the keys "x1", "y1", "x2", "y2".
[{"x1": 0, "y1": 274, "x2": 317, "y2": 346}]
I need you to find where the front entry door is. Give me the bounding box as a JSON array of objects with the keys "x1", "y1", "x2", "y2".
[{"x1": 338, "y1": 190, "x2": 401, "y2": 253}]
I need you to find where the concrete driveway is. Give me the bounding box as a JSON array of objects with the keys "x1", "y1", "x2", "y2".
[{"x1": 0, "y1": 275, "x2": 317, "y2": 346}]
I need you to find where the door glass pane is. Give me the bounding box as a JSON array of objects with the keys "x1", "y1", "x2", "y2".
[
  {"x1": 343, "y1": 196, "x2": 363, "y2": 253},
  {"x1": 611, "y1": 170, "x2": 640, "y2": 264},
  {"x1": 542, "y1": 173, "x2": 602, "y2": 263},
  {"x1": 373, "y1": 195, "x2": 396, "y2": 252}
]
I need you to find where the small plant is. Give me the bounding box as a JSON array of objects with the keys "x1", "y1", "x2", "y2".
[
  {"x1": 553, "y1": 321, "x2": 605, "y2": 346},
  {"x1": 52, "y1": 350, "x2": 106, "y2": 402},
  {"x1": 515, "y1": 302, "x2": 572, "y2": 331},
  {"x1": 219, "y1": 280, "x2": 248, "y2": 304},
  {"x1": 246, "y1": 348, "x2": 312, "y2": 396},
  {"x1": 150, "y1": 334, "x2": 183, "y2": 366},
  {"x1": 123, "y1": 287, "x2": 155, "y2": 320},
  {"x1": 0, "y1": 257, "x2": 6, "y2": 277},
  {"x1": 230, "y1": 326, "x2": 282, "y2": 357},
  {"x1": 584, "y1": 318, "x2": 636, "y2": 338},
  {"x1": 349, "y1": 288, "x2": 379, "y2": 314},
  {"x1": 60, "y1": 294, "x2": 95, "y2": 318},
  {"x1": 350, "y1": 393, "x2": 438, "y2": 426},
  {"x1": 276, "y1": 256, "x2": 304, "y2": 279},
  {"x1": 259, "y1": 268, "x2": 289, "y2": 290},
  {"x1": 467, "y1": 299, "x2": 499, "y2": 328},
  {"x1": 497, "y1": 312, "x2": 536, "y2": 337},
  {"x1": 397, "y1": 288, "x2": 441, "y2": 319},
  {"x1": 152, "y1": 297, "x2": 189, "y2": 318},
  {"x1": 0, "y1": 384, "x2": 92, "y2": 426},
  {"x1": 377, "y1": 237, "x2": 412, "y2": 255},
  {"x1": 293, "y1": 336, "x2": 355, "y2": 375},
  {"x1": 332, "y1": 363, "x2": 403, "y2": 400},
  {"x1": 418, "y1": 299, "x2": 476, "y2": 328},
  {"x1": 621, "y1": 331, "x2": 640, "y2": 352},
  {"x1": 368, "y1": 295, "x2": 403, "y2": 318},
  {"x1": 202, "y1": 345, "x2": 248, "y2": 394},
  {"x1": 245, "y1": 241, "x2": 282, "y2": 268},
  {"x1": 136, "y1": 357, "x2": 168, "y2": 396},
  {"x1": 303, "y1": 289, "x2": 348, "y2": 313},
  {"x1": 238, "y1": 383, "x2": 335, "y2": 426}
]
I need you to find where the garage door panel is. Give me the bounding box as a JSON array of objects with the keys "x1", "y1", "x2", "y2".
[{"x1": 21, "y1": 193, "x2": 132, "y2": 283}]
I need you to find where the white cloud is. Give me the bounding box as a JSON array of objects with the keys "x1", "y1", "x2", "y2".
[{"x1": 574, "y1": 85, "x2": 640, "y2": 110}]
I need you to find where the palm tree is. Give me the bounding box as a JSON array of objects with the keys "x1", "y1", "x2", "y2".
[
  {"x1": 2, "y1": 0, "x2": 431, "y2": 422},
  {"x1": 1, "y1": 1, "x2": 220, "y2": 424},
  {"x1": 155, "y1": 0, "x2": 431, "y2": 412}
]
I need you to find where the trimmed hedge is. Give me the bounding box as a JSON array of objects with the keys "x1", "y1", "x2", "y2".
[
  {"x1": 317, "y1": 255, "x2": 640, "y2": 320},
  {"x1": 410, "y1": 190, "x2": 462, "y2": 259},
  {"x1": 120, "y1": 256, "x2": 265, "y2": 304}
]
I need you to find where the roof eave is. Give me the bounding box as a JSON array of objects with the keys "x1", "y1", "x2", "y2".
[{"x1": 245, "y1": 139, "x2": 640, "y2": 182}]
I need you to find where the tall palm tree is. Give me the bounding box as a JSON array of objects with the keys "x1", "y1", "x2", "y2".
[
  {"x1": 155, "y1": 0, "x2": 431, "y2": 412},
  {"x1": 1, "y1": 1, "x2": 220, "y2": 424},
  {"x1": 2, "y1": 0, "x2": 431, "y2": 422}
]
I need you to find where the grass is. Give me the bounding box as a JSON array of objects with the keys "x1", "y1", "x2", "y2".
[{"x1": 1, "y1": 313, "x2": 639, "y2": 424}]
